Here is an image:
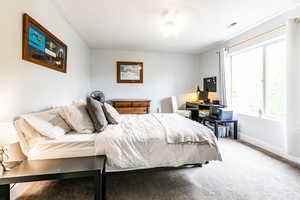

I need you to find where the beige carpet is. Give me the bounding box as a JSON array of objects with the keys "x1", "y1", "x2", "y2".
[{"x1": 16, "y1": 139, "x2": 300, "y2": 200}]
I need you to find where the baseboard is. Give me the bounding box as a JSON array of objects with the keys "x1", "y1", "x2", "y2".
[
  {"x1": 239, "y1": 133, "x2": 300, "y2": 165},
  {"x1": 284, "y1": 154, "x2": 300, "y2": 165},
  {"x1": 239, "y1": 133, "x2": 285, "y2": 156}
]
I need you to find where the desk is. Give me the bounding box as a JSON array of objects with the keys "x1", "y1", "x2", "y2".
[
  {"x1": 186, "y1": 102, "x2": 223, "y2": 110},
  {"x1": 186, "y1": 102, "x2": 223, "y2": 121},
  {"x1": 201, "y1": 117, "x2": 238, "y2": 140}
]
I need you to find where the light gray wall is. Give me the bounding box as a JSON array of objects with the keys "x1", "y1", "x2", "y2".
[
  {"x1": 0, "y1": 0, "x2": 91, "y2": 121},
  {"x1": 91, "y1": 49, "x2": 199, "y2": 113},
  {"x1": 196, "y1": 6, "x2": 300, "y2": 161},
  {"x1": 196, "y1": 51, "x2": 220, "y2": 99}
]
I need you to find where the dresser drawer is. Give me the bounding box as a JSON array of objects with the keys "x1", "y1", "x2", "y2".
[
  {"x1": 116, "y1": 107, "x2": 148, "y2": 114},
  {"x1": 113, "y1": 101, "x2": 132, "y2": 107},
  {"x1": 131, "y1": 107, "x2": 148, "y2": 114},
  {"x1": 132, "y1": 101, "x2": 149, "y2": 107},
  {"x1": 111, "y1": 99, "x2": 151, "y2": 114},
  {"x1": 115, "y1": 107, "x2": 133, "y2": 114}
]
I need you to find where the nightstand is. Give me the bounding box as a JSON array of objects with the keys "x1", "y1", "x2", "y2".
[{"x1": 0, "y1": 156, "x2": 106, "y2": 200}]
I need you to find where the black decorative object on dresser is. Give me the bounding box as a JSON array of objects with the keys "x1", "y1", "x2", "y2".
[
  {"x1": 0, "y1": 156, "x2": 106, "y2": 200},
  {"x1": 90, "y1": 90, "x2": 106, "y2": 103}
]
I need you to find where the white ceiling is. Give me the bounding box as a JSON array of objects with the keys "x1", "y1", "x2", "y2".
[{"x1": 53, "y1": 0, "x2": 299, "y2": 54}]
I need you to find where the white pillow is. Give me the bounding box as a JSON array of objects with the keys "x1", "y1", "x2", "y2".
[
  {"x1": 22, "y1": 109, "x2": 71, "y2": 139},
  {"x1": 14, "y1": 118, "x2": 51, "y2": 154},
  {"x1": 102, "y1": 103, "x2": 122, "y2": 124},
  {"x1": 59, "y1": 103, "x2": 95, "y2": 133}
]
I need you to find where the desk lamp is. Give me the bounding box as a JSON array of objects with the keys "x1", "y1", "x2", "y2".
[
  {"x1": 196, "y1": 85, "x2": 201, "y2": 93},
  {"x1": 196, "y1": 85, "x2": 203, "y2": 103}
]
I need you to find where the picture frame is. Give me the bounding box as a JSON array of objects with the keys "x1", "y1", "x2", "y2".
[
  {"x1": 22, "y1": 13, "x2": 68, "y2": 73},
  {"x1": 117, "y1": 61, "x2": 143, "y2": 83}
]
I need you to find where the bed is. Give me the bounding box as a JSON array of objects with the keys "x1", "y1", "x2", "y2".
[{"x1": 15, "y1": 113, "x2": 222, "y2": 172}]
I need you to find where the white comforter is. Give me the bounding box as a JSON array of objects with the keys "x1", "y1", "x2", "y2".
[
  {"x1": 95, "y1": 113, "x2": 222, "y2": 171},
  {"x1": 155, "y1": 113, "x2": 216, "y2": 145}
]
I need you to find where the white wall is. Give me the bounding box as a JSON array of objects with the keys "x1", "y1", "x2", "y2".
[
  {"x1": 196, "y1": 50, "x2": 220, "y2": 100},
  {"x1": 0, "y1": 0, "x2": 91, "y2": 122},
  {"x1": 238, "y1": 114, "x2": 286, "y2": 154},
  {"x1": 197, "y1": 6, "x2": 300, "y2": 162},
  {"x1": 91, "y1": 49, "x2": 199, "y2": 113}
]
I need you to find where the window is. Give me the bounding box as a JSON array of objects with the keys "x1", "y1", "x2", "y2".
[
  {"x1": 265, "y1": 41, "x2": 286, "y2": 117},
  {"x1": 231, "y1": 47, "x2": 264, "y2": 116},
  {"x1": 229, "y1": 39, "x2": 286, "y2": 118}
]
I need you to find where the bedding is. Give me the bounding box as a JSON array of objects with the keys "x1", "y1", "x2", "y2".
[
  {"x1": 27, "y1": 132, "x2": 97, "y2": 160},
  {"x1": 22, "y1": 109, "x2": 71, "y2": 139},
  {"x1": 102, "y1": 103, "x2": 122, "y2": 124},
  {"x1": 95, "y1": 113, "x2": 222, "y2": 171},
  {"x1": 155, "y1": 113, "x2": 216, "y2": 145},
  {"x1": 17, "y1": 113, "x2": 221, "y2": 172},
  {"x1": 59, "y1": 102, "x2": 95, "y2": 133},
  {"x1": 86, "y1": 97, "x2": 108, "y2": 132},
  {"x1": 14, "y1": 118, "x2": 51, "y2": 154}
]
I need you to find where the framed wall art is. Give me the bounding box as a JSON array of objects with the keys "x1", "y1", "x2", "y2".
[
  {"x1": 117, "y1": 61, "x2": 143, "y2": 83},
  {"x1": 22, "y1": 13, "x2": 67, "y2": 73},
  {"x1": 203, "y1": 76, "x2": 217, "y2": 92}
]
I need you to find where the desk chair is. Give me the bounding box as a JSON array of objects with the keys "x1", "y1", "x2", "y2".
[{"x1": 171, "y1": 96, "x2": 191, "y2": 118}]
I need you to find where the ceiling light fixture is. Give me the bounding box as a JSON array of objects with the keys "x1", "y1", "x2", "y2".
[{"x1": 162, "y1": 9, "x2": 180, "y2": 38}]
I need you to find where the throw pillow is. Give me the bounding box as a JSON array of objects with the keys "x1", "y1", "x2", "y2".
[
  {"x1": 22, "y1": 109, "x2": 71, "y2": 139},
  {"x1": 102, "y1": 102, "x2": 121, "y2": 124},
  {"x1": 59, "y1": 103, "x2": 95, "y2": 133},
  {"x1": 15, "y1": 118, "x2": 51, "y2": 151},
  {"x1": 86, "y1": 97, "x2": 108, "y2": 132}
]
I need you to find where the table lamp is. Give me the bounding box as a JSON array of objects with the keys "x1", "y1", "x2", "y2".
[
  {"x1": 195, "y1": 85, "x2": 202, "y2": 103},
  {"x1": 208, "y1": 92, "x2": 218, "y2": 104},
  {"x1": 0, "y1": 122, "x2": 25, "y2": 172},
  {"x1": 196, "y1": 85, "x2": 201, "y2": 93}
]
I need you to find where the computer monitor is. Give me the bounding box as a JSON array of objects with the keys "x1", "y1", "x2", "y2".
[{"x1": 199, "y1": 90, "x2": 208, "y2": 102}]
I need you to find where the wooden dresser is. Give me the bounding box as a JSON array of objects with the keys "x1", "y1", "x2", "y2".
[{"x1": 110, "y1": 99, "x2": 151, "y2": 114}]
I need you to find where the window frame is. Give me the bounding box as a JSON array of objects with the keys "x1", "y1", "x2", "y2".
[{"x1": 228, "y1": 37, "x2": 286, "y2": 120}]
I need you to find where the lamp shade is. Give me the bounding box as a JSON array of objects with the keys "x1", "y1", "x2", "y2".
[{"x1": 208, "y1": 92, "x2": 217, "y2": 101}]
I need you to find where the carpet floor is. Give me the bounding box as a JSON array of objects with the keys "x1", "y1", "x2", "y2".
[{"x1": 16, "y1": 139, "x2": 300, "y2": 200}]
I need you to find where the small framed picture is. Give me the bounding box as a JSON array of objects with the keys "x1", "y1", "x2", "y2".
[
  {"x1": 117, "y1": 61, "x2": 143, "y2": 83},
  {"x1": 22, "y1": 13, "x2": 67, "y2": 73}
]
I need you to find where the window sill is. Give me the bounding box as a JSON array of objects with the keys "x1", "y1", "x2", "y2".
[{"x1": 261, "y1": 115, "x2": 285, "y2": 122}]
